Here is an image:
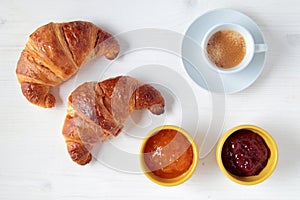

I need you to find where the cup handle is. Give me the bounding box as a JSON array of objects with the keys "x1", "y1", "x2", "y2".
[{"x1": 255, "y1": 44, "x2": 268, "y2": 53}]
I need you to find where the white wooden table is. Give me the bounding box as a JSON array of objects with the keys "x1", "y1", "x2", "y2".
[{"x1": 1, "y1": 0, "x2": 300, "y2": 199}]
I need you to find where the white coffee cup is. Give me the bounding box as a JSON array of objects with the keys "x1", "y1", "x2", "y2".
[{"x1": 201, "y1": 23, "x2": 267, "y2": 74}]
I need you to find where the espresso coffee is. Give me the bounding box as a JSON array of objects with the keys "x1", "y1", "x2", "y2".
[{"x1": 206, "y1": 30, "x2": 246, "y2": 69}]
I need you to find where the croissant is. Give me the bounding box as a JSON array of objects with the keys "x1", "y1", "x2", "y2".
[
  {"x1": 62, "y1": 76, "x2": 165, "y2": 165},
  {"x1": 16, "y1": 21, "x2": 120, "y2": 108}
]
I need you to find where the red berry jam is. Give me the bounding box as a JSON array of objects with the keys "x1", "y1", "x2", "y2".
[{"x1": 221, "y1": 129, "x2": 270, "y2": 176}]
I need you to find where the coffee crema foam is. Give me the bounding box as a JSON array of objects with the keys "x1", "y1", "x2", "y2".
[{"x1": 206, "y1": 30, "x2": 246, "y2": 69}]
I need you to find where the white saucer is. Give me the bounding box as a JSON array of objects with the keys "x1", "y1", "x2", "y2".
[{"x1": 182, "y1": 8, "x2": 267, "y2": 94}]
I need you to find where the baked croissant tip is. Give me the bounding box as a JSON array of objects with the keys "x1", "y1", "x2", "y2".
[
  {"x1": 150, "y1": 104, "x2": 165, "y2": 115},
  {"x1": 45, "y1": 94, "x2": 56, "y2": 108},
  {"x1": 105, "y1": 50, "x2": 119, "y2": 60}
]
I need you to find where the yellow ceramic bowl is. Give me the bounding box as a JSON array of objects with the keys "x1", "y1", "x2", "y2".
[
  {"x1": 140, "y1": 125, "x2": 199, "y2": 186},
  {"x1": 216, "y1": 124, "x2": 278, "y2": 185}
]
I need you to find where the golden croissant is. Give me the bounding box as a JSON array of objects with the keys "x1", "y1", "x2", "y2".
[
  {"x1": 62, "y1": 76, "x2": 165, "y2": 165},
  {"x1": 16, "y1": 21, "x2": 120, "y2": 108}
]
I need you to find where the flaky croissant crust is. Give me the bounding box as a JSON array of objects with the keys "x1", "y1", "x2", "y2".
[
  {"x1": 62, "y1": 76, "x2": 165, "y2": 165},
  {"x1": 16, "y1": 21, "x2": 120, "y2": 108}
]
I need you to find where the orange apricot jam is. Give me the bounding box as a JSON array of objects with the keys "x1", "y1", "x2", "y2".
[{"x1": 143, "y1": 129, "x2": 193, "y2": 179}]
